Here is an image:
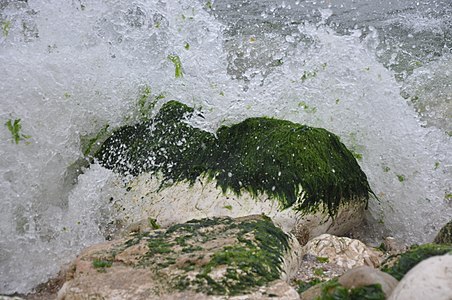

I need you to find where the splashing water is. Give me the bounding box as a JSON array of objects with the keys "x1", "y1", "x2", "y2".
[{"x1": 0, "y1": 0, "x2": 451, "y2": 294}]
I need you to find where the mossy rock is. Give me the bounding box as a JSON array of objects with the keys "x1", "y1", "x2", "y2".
[
  {"x1": 380, "y1": 243, "x2": 452, "y2": 280},
  {"x1": 300, "y1": 279, "x2": 386, "y2": 300},
  {"x1": 320, "y1": 280, "x2": 386, "y2": 300},
  {"x1": 433, "y1": 220, "x2": 452, "y2": 244},
  {"x1": 59, "y1": 216, "x2": 299, "y2": 298},
  {"x1": 95, "y1": 100, "x2": 372, "y2": 217}
]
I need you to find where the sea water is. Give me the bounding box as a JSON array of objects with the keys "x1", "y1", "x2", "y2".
[{"x1": 0, "y1": 0, "x2": 450, "y2": 294}]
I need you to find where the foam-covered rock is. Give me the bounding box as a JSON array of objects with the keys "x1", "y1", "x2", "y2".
[{"x1": 58, "y1": 215, "x2": 302, "y2": 299}]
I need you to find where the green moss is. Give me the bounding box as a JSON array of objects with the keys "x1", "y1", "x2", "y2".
[
  {"x1": 92, "y1": 259, "x2": 113, "y2": 272},
  {"x1": 316, "y1": 256, "x2": 329, "y2": 263},
  {"x1": 294, "y1": 278, "x2": 324, "y2": 293},
  {"x1": 433, "y1": 220, "x2": 452, "y2": 244},
  {"x1": 95, "y1": 101, "x2": 372, "y2": 216},
  {"x1": 147, "y1": 238, "x2": 173, "y2": 255},
  {"x1": 317, "y1": 279, "x2": 385, "y2": 300},
  {"x1": 380, "y1": 243, "x2": 452, "y2": 280},
  {"x1": 314, "y1": 267, "x2": 325, "y2": 276},
  {"x1": 183, "y1": 217, "x2": 289, "y2": 296}
]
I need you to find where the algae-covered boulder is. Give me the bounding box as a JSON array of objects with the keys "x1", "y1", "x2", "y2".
[
  {"x1": 433, "y1": 220, "x2": 452, "y2": 244},
  {"x1": 95, "y1": 100, "x2": 372, "y2": 235},
  {"x1": 380, "y1": 243, "x2": 452, "y2": 280},
  {"x1": 57, "y1": 215, "x2": 301, "y2": 299}
]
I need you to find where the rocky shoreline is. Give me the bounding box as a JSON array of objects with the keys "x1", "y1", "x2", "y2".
[
  {"x1": 4, "y1": 218, "x2": 451, "y2": 300},
  {"x1": 2, "y1": 101, "x2": 451, "y2": 299}
]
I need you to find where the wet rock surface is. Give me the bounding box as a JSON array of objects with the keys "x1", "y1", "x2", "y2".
[{"x1": 57, "y1": 215, "x2": 301, "y2": 299}]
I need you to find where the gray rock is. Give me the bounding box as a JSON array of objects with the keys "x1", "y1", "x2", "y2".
[
  {"x1": 57, "y1": 215, "x2": 302, "y2": 299},
  {"x1": 338, "y1": 266, "x2": 398, "y2": 298},
  {"x1": 388, "y1": 254, "x2": 452, "y2": 300},
  {"x1": 302, "y1": 234, "x2": 383, "y2": 270}
]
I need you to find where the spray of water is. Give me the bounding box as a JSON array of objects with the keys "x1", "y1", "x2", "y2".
[{"x1": 0, "y1": 0, "x2": 450, "y2": 294}]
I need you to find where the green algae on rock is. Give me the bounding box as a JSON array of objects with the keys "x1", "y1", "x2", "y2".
[
  {"x1": 318, "y1": 279, "x2": 386, "y2": 300},
  {"x1": 380, "y1": 243, "x2": 452, "y2": 280},
  {"x1": 95, "y1": 100, "x2": 372, "y2": 217},
  {"x1": 433, "y1": 220, "x2": 452, "y2": 244},
  {"x1": 59, "y1": 216, "x2": 295, "y2": 298}
]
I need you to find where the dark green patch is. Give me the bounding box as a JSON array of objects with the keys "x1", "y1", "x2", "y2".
[
  {"x1": 380, "y1": 243, "x2": 452, "y2": 280},
  {"x1": 396, "y1": 174, "x2": 405, "y2": 182},
  {"x1": 313, "y1": 267, "x2": 325, "y2": 276},
  {"x1": 147, "y1": 238, "x2": 173, "y2": 255},
  {"x1": 316, "y1": 256, "x2": 329, "y2": 263},
  {"x1": 148, "y1": 218, "x2": 161, "y2": 230},
  {"x1": 293, "y1": 278, "x2": 324, "y2": 293},
  {"x1": 318, "y1": 279, "x2": 385, "y2": 300},
  {"x1": 95, "y1": 101, "x2": 372, "y2": 216},
  {"x1": 211, "y1": 118, "x2": 372, "y2": 215},
  {"x1": 92, "y1": 258, "x2": 113, "y2": 272}
]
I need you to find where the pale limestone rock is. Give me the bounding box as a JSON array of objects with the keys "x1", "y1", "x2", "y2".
[
  {"x1": 302, "y1": 234, "x2": 382, "y2": 270},
  {"x1": 105, "y1": 173, "x2": 366, "y2": 240},
  {"x1": 338, "y1": 266, "x2": 398, "y2": 297},
  {"x1": 58, "y1": 215, "x2": 302, "y2": 300},
  {"x1": 388, "y1": 254, "x2": 452, "y2": 300}
]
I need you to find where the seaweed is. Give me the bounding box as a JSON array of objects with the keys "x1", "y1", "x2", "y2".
[
  {"x1": 210, "y1": 118, "x2": 371, "y2": 215},
  {"x1": 5, "y1": 119, "x2": 31, "y2": 144},
  {"x1": 317, "y1": 279, "x2": 385, "y2": 300},
  {"x1": 380, "y1": 243, "x2": 452, "y2": 280},
  {"x1": 293, "y1": 278, "x2": 324, "y2": 293},
  {"x1": 168, "y1": 54, "x2": 183, "y2": 78},
  {"x1": 2, "y1": 20, "x2": 11, "y2": 37}
]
